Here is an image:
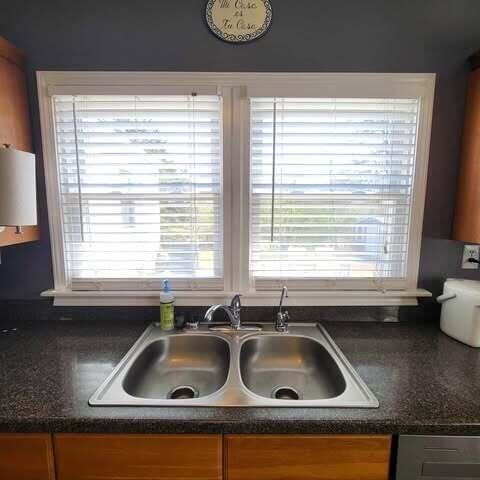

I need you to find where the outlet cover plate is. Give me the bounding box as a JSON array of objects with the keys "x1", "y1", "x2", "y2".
[{"x1": 462, "y1": 244, "x2": 480, "y2": 269}]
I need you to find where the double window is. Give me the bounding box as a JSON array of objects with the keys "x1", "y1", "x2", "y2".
[{"x1": 38, "y1": 73, "x2": 435, "y2": 305}]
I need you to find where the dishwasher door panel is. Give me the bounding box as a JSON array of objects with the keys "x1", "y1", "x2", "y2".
[{"x1": 397, "y1": 435, "x2": 480, "y2": 479}]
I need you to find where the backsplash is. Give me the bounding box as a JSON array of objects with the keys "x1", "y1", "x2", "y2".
[{"x1": 0, "y1": 299, "x2": 439, "y2": 324}]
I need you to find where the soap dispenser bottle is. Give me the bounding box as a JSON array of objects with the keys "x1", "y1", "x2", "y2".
[{"x1": 160, "y1": 279, "x2": 175, "y2": 331}]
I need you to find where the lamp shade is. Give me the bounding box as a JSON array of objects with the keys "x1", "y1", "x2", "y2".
[{"x1": 0, "y1": 147, "x2": 37, "y2": 226}]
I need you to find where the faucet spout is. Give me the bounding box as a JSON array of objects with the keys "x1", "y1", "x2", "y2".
[
  {"x1": 204, "y1": 294, "x2": 261, "y2": 332},
  {"x1": 275, "y1": 286, "x2": 290, "y2": 333},
  {"x1": 204, "y1": 304, "x2": 238, "y2": 326},
  {"x1": 279, "y1": 286, "x2": 288, "y2": 314},
  {"x1": 204, "y1": 294, "x2": 242, "y2": 329}
]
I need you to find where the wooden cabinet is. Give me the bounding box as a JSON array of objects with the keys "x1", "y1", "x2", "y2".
[
  {"x1": 225, "y1": 435, "x2": 391, "y2": 480},
  {"x1": 454, "y1": 53, "x2": 480, "y2": 242},
  {"x1": 0, "y1": 434, "x2": 55, "y2": 480},
  {"x1": 0, "y1": 35, "x2": 39, "y2": 247},
  {"x1": 54, "y1": 434, "x2": 223, "y2": 480},
  {"x1": 0, "y1": 432, "x2": 391, "y2": 479},
  {"x1": 0, "y1": 432, "x2": 394, "y2": 480}
]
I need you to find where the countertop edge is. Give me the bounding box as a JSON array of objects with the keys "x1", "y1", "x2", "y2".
[{"x1": 0, "y1": 418, "x2": 479, "y2": 436}]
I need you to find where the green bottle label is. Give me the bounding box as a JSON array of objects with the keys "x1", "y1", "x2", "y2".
[{"x1": 160, "y1": 302, "x2": 175, "y2": 330}]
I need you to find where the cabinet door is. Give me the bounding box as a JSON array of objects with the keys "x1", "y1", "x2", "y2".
[
  {"x1": 0, "y1": 36, "x2": 39, "y2": 247},
  {"x1": 54, "y1": 434, "x2": 222, "y2": 480},
  {"x1": 453, "y1": 68, "x2": 480, "y2": 242},
  {"x1": 0, "y1": 55, "x2": 32, "y2": 152},
  {"x1": 0, "y1": 433, "x2": 55, "y2": 480},
  {"x1": 225, "y1": 435, "x2": 391, "y2": 480}
]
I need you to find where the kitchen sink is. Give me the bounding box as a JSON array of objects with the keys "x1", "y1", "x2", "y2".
[
  {"x1": 240, "y1": 336, "x2": 347, "y2": 401},
  {"x1": 89, "y1": 323, "x2": 379, "y2": 408}
]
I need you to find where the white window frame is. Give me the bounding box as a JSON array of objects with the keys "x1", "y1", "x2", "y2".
[{"x1": 38, "y1": 71, "x2": 435, "y2": 306}]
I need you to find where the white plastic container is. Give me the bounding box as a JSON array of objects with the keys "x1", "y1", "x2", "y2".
[{"x1": 437, "y1": 278, "x2": 480, "y2": 347}]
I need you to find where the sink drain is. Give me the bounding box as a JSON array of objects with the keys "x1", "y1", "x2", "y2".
[
  {"x1": 167, "y1": 385, "x2": 199, "y2": 400},
  {"x1": 271, "y1": 386, "x2": 301, "y2": 400}
]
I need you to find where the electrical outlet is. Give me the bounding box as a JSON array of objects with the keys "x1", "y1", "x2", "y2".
[{"x1": 462, "y1": 244, "x2": 480, "y2": 269}]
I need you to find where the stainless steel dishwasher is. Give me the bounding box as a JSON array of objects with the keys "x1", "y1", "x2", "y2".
[{"x1": 396, "y1": 435, "x2": 480, "y2": 479}]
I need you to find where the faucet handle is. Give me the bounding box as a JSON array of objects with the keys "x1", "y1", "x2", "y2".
[
  {"x1": 230, "y1": 294, "x2": 242, "y2": 312},
  {"x1": 185, "y1": 314, "x2": 200, "y2": 330},
  {"x1": 275, "y1": 310, "x2": 289, "y2": 333}
]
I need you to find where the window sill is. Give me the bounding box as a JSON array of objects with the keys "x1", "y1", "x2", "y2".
[{"x1": 41, "y1": 288, "x2": 432, "y2": 307}]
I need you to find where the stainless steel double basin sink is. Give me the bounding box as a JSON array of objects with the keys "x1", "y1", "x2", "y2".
[{"x1": 89, "y1": 323, "x2": 379, "y2": 408}]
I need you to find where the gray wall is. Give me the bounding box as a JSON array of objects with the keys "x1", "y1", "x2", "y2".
[{"x1": 1, "y1": 0, "x2": 480, "y2": 301}]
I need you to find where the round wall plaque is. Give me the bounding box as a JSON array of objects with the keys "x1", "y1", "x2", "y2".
[{"x1": 206, "y1": 0, "x2": 273, "y2": 43}]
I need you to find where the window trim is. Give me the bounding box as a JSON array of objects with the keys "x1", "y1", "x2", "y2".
[{"x1": 38, "y1": 71, "x2": 435, "y2": 306}]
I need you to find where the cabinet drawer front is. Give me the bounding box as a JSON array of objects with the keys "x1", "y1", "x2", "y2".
[
  {"x1": 0, "y1": 434, "x2": 55, "y2": 480},
  {"x1": 225, "y1": 434, "x2": 391, "y2": 480},
  {"x1": 54, "y1": 434, "x2": 222, "y2": 480}
]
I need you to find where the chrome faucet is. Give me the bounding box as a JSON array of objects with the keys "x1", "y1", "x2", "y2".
[
  {"x1": 204, "y1": 294, "x2": 243, "y2": 330},
  {"x1": 275, "y1": 286, "x2": 290, "y2": 333}
]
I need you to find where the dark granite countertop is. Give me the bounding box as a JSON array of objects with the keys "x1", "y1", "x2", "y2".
[{"x1": 0, "y1": 318, "x2": 479, "y2": 435}]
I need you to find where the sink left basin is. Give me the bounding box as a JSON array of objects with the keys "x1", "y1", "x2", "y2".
[
  {"x1": 123, "y1": 335, "x2": 230, "y2": 400},
  {"x1": 89, "y1": 329, "x2": 230, "y2": 406}
]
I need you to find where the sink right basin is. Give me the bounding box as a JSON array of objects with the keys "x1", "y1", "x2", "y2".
[{"x1": 240, "y1": 335, "x2": 347, "y2": 401}]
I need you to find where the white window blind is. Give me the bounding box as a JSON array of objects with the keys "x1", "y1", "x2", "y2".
[
  {"x1": 52, "y1": 94, "x2": 223, "y2": 290},
  {"x1": 249, "y1": 97, "x2": 420, "y2": 287}
]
